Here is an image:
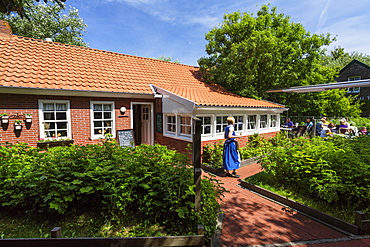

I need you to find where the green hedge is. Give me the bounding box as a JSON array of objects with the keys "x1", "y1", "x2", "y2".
[
  {"x1": 0, "y1": 140, "x2": 225, "y2": 238},
  {"x1": 260, "y1": 136, "x2": 370, "y2": 211}
]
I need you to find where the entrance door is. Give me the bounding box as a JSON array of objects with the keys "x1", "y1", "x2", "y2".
[
  {"x1": 141, "y1": 105, "x2": 151, "y2": 144},
  {"x1": 132, "y1": 103, "x2": 152, "y2": 145}
]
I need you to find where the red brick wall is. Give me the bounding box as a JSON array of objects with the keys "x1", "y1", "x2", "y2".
[
  {"x1": 0, "y1": 93, "x2": 153, "y2": 147},
  {"x1": 1, "y1": 93, "x2": 280, "y2": 156}
]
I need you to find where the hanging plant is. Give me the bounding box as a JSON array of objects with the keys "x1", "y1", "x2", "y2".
[
  {"x1": 0, "y1": 113, "x2": 9, "y2": 124},
  {"x1": 14, "y1": 119, "x2": 23, "y2": 130}
]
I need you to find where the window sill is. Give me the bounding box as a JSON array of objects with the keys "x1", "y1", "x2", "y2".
[{"x1": 37, "y1": 140, "x2": 74, "y2": 150}]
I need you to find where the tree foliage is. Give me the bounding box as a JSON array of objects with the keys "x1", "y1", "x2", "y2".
[
  {"x1": 156, "y1": 55, "x2": 180, "y2": 64},
  {"x1": 198, "y1": 5, "x2": 335, "y2": 100},
  {"x1": 198, "y1": 5, "x2": 363, "y2": 117},
  {"x1": 322, "y1": 47, "x2": 370, "y2": 69},
  {"x1": 0, "y1": 0, "x2": 87, "y2": 46},
  {"x1": 0, "y1": 0, "x2": 65, "y2": 16}
]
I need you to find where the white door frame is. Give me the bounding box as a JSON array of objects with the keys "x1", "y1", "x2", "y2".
[{"x1": 130, "y1": 102, "x2": 154, "y2": 145}]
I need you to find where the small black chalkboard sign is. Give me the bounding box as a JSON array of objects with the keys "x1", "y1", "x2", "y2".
[{"x1": 117, "y1": 129, "x2": 135, "y2": 147}]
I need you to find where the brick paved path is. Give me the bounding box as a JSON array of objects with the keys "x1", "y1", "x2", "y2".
[{"x1": 202, "y1": 163, "x2": 370, "y2": 247}]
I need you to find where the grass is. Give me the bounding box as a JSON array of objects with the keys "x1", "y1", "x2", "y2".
[
  {"x1": 245, "y1": 171, "x2": 357, "y2": 224},
  {"x1": 0, "y1": 209, "x2": 167, "y2": 239}
]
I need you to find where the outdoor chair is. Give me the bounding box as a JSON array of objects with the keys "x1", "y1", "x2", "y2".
[
  {"x1": 338, "y1": 128, "x2": 350, "y2": 135},
  {"x1": 288, "y1": 125, "x2": 307, "y2": 138}
]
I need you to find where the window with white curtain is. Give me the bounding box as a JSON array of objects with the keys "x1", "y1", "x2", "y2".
[
  {"x1": 39, "y1": 100, "x2": 70, "y2": 139},
  {"x1": 260, "y1": 115, "x2": 267, "y2": 129},
  {"x1": 270, "y1": 115, "x2": 277, "y2": 128},
  {"x1": 234, "y1": 115, "x2": 244, "y2": 131},
  {"x1": 248, "y1": 115, "x2": 256, "y2": 130}
]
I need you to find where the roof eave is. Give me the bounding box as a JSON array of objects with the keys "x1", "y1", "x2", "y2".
[{"x1": 0, "y1": 86, "x2": 155, "y2": 99}]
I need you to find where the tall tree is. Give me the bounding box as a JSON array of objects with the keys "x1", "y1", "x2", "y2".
[
  {"x1": 198, "y1": 5, "x2": 335, "y2": 100},
  {"x1": 0, "y1": 0, "x2": 65, "y2": 16},
  {"x1": 0, "y1": 0, "x2": 87, "y2": 46},
  {"x1": 197, "y1": 5, "x2": 364, "y2": 117}
]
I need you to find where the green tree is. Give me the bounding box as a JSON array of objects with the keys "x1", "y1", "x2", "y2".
[
  {"x1": 0, "y1": 0, "x2": 87, "y2": 46},
  {"x1": 322, "y1": 48, "x2": 370, "y2": 69},
  {"x1": 156, "y1": 56, "x2": 181, "y2": 64},
  {"x1": 0, "y1": 0, "x2": 65, "y2": 15},
  {"x1": 315, "y1": 89, "x2": 362, "y2": 117},
  {"x1": 198, "y1": 5, "x2": 363, "y2": 117},
  {"x1": 198, "y1": 5, "x2": 335, "y2": 100}
]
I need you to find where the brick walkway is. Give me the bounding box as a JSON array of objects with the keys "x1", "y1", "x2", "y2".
[{"x1": 202, "y1": 163, "x2": 370, "y2": 247}]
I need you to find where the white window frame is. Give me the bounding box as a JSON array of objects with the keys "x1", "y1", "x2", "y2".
[
  {"x1": 348, "y1": 76, "x2": 361, "y2": 93},
  {"x1": 90, "y1": 101, "x2": 115, "y2": 140},
  {"x1": 197, "y1": 115, "x2": 213, "y2": 136},
  {"x1": 179, "y1": 115, "x2": 192, "y2": 137},
  {"x1": 234, "y1": 115, "x2": 244, "y2": 133},
  {"x1": 270, "y1": 114, "x2": 277, "y2": 128},
  {"x1": 38, "y1": 99, "x2": 71, "y2": 140},
  {"x1": 216, "y1": 115, "x2": 228, "y2": 134},
  {"x1": 165, "y1": 114, "x2": 177, "y2": 136},
  {"x1": 247, "y1": 115, "x2": 257, "y2": 130},
  {"x1": 260, "y1": 115, "x2": 268, "y2": 129}
]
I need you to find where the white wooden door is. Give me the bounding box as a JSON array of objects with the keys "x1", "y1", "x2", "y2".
[{"x1": 141, "y1": 105, "x2": 151, "y2": 144}]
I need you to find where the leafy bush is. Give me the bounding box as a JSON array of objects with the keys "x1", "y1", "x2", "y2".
[
  {"x1": 260, "y1": 136, "x2": 370, "y2": 212},
  {"x1": 0, "y1": 140, "x2": 224, "y2": 239},
  {"x1": 202, "y1": 141, "x2": 223, "y2": 168},
  {"x1": 202, "y1": 132, "x2": 290, "y2": 168}
]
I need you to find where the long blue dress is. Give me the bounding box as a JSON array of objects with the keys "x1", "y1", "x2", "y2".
[{"x1": 223, "y1": 125, "x2": 240, "y2": 171}]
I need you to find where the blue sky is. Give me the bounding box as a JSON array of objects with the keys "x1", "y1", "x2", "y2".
[{"x1": 65, "y1": 0, "x2": 370, "y2": 66}]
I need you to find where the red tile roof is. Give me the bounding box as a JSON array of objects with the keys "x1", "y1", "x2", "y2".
[{"x1": 0, "y1": 35, "x2": 284, "y2": 108}]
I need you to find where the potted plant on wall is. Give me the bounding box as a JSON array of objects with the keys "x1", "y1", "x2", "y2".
[
  {"x1": 14, "y1": 119, "x2": 22, "y2": 130},
  {"x1": 1, "y1": 113, "x2": 9, "y2": 124},
  {"x1": 24, "y1": 113, "x2": 32, "y2": 123}
]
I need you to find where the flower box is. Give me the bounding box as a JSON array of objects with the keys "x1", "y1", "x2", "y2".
[
  {"x1": 201, "y1": 164, "x2": 224, "y2": 174},
  {"x1": 37, "y1": 140, "x2": 74, "y2": 149}
]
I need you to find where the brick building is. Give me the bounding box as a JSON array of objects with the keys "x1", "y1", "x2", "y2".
[
  {"x1": 336, "y1": 59, "x2": 370, "y2": 116},
  {"x1": 0, "y1": 20, "x2": 286, "y2": 153}
]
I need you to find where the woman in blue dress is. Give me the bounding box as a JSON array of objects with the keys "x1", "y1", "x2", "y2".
[{"x1": 223, "y1": 117, "x2": 241, "y2": 178}]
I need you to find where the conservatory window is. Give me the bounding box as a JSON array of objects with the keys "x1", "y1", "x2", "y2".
[
  {"x1": 216, "y1": 116, "x2": 228, "y2": 133},
  {"x1": 248, "y1": 115, "x2": 256, "y2": 130},
  {"x1": 270, "y1": 115, "x2": 277, "y2": 128},
  {"x1": 234, "y1": 115, "x2": 244, "y2": 131},
  {"x1": 198, "y1": 116, "x2": 212, "y2": 135},
  {"x1": 260, "y1": 115, "x2": 268, "y2": 129}
]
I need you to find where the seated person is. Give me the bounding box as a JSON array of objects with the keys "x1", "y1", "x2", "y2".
[
  {"x1": 359, "y1": 126, "x2": 367, "y2": 135},
  {"x1": 328, "y1": 122, "x2": 336, "y2": 133},
  {"x1": 337, "y1": 120, "x2": 348, "y2": 129},
  {"x1": 316, "y1": 117, "x2": 327, "y2": 135},
  {"x1": 284, "y1": 118, "x2": 295, "y2": 128},
  {"x1": 320, "y1": 125, "x2": 332, "y2": 137},
  {"x1": 305, "y1": 118, "x2": 313, "y2": 132}
]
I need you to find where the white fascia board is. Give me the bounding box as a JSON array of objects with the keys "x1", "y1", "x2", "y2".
[
  {"x1": 195, "y1": 106, "x2": 288, "y2": 114},
  {"x1": 0, "y1": 86, "x2": 155, "y2": 99}
]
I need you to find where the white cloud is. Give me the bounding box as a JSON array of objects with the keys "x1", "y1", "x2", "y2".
[{"x1": 321, "y1": 15, "x2": 370, "y2": 54}]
